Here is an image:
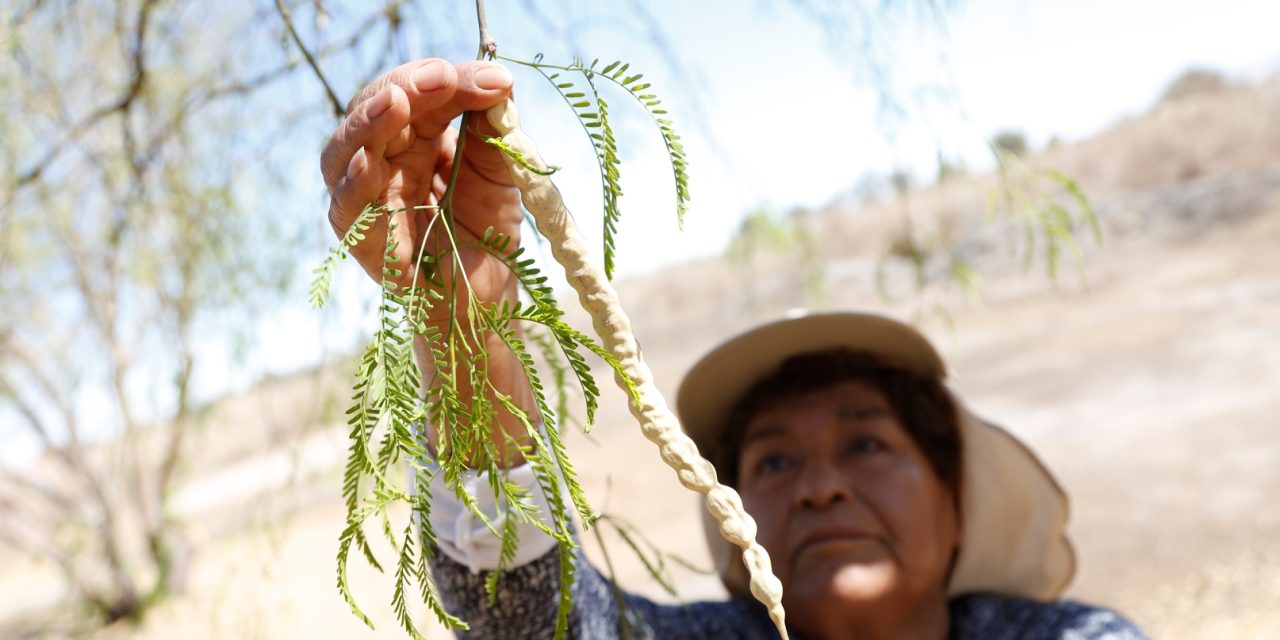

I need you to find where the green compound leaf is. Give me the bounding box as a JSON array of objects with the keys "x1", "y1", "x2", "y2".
[
  {"x1": 483, "y1": 135, "x2": 562, "y2": 175},
  {"x1": 503, "y1": 54, "x2": 691, "y2": 280},
  {"x1": 528, "y1": 325, "x2": 574, "y2": 432},
  {"x1": 599, "y1": 515, "x2": 678, "y2": 597},
  {"x1": 392, "y1": 523, "x2": 426, "y2": 640},
  {"x1": 310, "y1": 203, "x2": 386, "y2": 308},
  {"x1": 479, "y1": 301, "x2": 596, "y2": 528}
]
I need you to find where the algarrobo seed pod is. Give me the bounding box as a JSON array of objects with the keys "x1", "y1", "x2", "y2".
[{"x1": 484, "y1": 98, "x2": 789, "y2": 640}]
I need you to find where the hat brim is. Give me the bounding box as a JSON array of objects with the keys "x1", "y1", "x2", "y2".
[{"x1": 675, "y1": 311, "x2": 1076, "y2": 601}]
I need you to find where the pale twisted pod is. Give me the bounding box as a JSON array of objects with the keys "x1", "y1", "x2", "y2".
[{"x1": 485, "y1": 98, "x2": 788, "y2": 639}]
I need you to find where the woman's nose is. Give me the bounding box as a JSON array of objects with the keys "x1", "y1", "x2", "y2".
[{"x1": 794, "y1": 458, "x2": 853, "y2": 510}]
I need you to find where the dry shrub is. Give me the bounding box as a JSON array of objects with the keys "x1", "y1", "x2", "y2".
[{"x1": 1158, "y1": 67, "x2": 1231, "y2": 105}]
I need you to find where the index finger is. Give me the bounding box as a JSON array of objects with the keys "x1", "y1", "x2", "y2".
[
  {"x1": 320, "y1": 59, "x2": 462, "y2": 191},
  {"x1": 344, "y1": 60, "x2": 513, "y2": 139},
  {"x1": 408, "y1": 61, "x2": 514, "y2": 140}
]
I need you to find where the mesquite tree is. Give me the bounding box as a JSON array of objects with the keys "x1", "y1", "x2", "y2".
[
  {"x1": 0, "y1": 1, "x2": 300, "y2": 623},
  {"x1": 1, "y1": 0, "x2": 720, "y2": 629}
]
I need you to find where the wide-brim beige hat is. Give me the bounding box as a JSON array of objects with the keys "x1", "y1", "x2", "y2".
[{"x1": 675, "y1": 310, "x2": 1076, "y2": 601}]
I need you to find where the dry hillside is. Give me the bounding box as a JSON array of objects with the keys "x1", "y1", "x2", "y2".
[{"x1": 2, "y1": 73, "x2": 1277, "y2": 638}]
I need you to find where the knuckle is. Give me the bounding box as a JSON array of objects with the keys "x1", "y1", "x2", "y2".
[
  {"x1": 320, "y1": 142, "x2": 351, "y2": 190},
  {"x1": 338, "y1": 111, "x2": 367, "y2": 144},
  {"x1": 326, "y1": 203, "x2": 346, "y2": 235},
  {"x1": 320, "y1": 163, "x2": 338, "y2": 192},
  {"x1": 320, "y1": 153, "x2": 342, "y2": 191}
]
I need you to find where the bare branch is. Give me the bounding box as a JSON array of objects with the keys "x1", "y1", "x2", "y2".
[
  {"x1": 9, "y1": 0, "x2": 52, "y2": 30},
  {"x1": 13, "y1": 0, "x2": 398, "y2": 203},
  {"x1": 47, "y1": 205, "x2": 161, "y2": 545},
  {"x1": 0, "y1": 466, "x2": 78, "y2": 516},
  {"x1": 474, "y1": 0, "x2": 496, "y2": 59},
  {"x1": 7, "y1": 340, "x2": 86, "y2": 451},
  {"x1": 125, "y1": 0, "x2": 160, "y2": 113},
  {"x1": 155, "y1": 312, "x2": 196, "y2": 497},
  {"x1": 0, "y1": 378, "x2": 137, "y2": 609},
  {"x1": 14, "y1": 104, "x2": 120, "y2": 188},
  {"x1": 0, "y1": 372, "x2": 117, "y2": 519},
  {"x1": 0, "y1": 375, "x2": 58, "y2": 453},
  {"x1": 14, "y1": 0, "x2": 158, "y2": 188},
  {"x1": 276, "y1": 0, "x2": 346, "y2": 117}
]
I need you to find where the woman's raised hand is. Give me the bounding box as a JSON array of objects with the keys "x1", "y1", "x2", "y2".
[{"x1": 320, "y1": 59, "x2": 522, "y2": 315}]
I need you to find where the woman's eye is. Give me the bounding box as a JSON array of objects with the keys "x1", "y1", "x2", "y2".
[
  {"x1": 755, "y1": 454, "x2": 794, "y2": 476},
  {"x1": 847, "y1": 436, "x2": 885, "y2": 454}
]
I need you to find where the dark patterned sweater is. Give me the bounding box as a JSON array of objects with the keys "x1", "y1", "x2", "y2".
[{"x1": 430, "y1": 544, "x2": 1148, "y2": 639}]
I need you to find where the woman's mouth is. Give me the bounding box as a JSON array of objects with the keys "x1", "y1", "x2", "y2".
[{"x1": 794, "y1": 528, "x2": 877, "y2": 560}]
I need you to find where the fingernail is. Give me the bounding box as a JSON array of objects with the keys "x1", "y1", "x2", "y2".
[
  {"x1": 346, "y1": 148, "x2": 368, "y2": 181},
  {"x1": 365, "y1": 87, "x2": 392, "y2": 119},
  {"x1": 413, "y1": 60, "x2": 447, "y2": 92},
  {"x1": 474, "y1": 65, "x2": 512, "y2": 90}
]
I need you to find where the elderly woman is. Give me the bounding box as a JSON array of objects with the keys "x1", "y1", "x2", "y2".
[{"x1": 321, "y1": 59, "x2": 1146, "y2": 639}]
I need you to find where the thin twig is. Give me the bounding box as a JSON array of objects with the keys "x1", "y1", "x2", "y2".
[
  {"x1": 436, "y1": 0, "x2": 496, "y2": 246},
  {"x1": 474, "y1": 0, "x2": 496, "y2": 59},
  {"x1": 276, "y1": 0, "x2": 345, "y2": 117},
  {"x1": 141, "y1": 10, "x2": 387, "y2": 159}
]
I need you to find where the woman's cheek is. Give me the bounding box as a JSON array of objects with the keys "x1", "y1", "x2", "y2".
[{"x1": 743, "y1": 486, "x2": 790, "y2": 580}]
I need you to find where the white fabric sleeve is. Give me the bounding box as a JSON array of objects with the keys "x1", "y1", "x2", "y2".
[{"x1": 413, "y1": 459, "x2": 559, "y2": 573}]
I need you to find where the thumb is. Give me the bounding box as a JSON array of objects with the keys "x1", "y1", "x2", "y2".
[{"x1": 460, "y1": 105, "x2": 517, "y2": 186}]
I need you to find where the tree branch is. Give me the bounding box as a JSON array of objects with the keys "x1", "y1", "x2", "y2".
[
  {"x1": 7, "y1": 339, "x2": 87, "y2": 454},
  {"x1": 155, "y1": 284, "x2": 196, "y2": 498},
  {"x1": 49, "y1": 203, "x2": 161, "y2": 547},
  {"x1": 0, "y1": 379, "x2": 56, "y2": 453},
  {"x1": 0, "y1": 373, "x2": 129, "y2": 571},
  {"x1": 139, "y1": 15, "x2": 379, "y2": 160},
  {"x1": 474, "y1": 0, "x2": 496, "y2": 59},
  {"x1": 276, "y1": 0, "x2": 346, "y2": 117},
  {"x1": 0, "y1": 466, "x2": 78, "y2": 516},
  {"x1": 14, "y1": 0, "x2": 158, "y2": 187},
  {"x1": 9, "y1": 0, "x2": 52, "y2": 31}
]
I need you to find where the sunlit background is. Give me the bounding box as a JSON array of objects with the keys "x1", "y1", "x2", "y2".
[{"x1": 2, "y1": 0, "x2": 1278, "y2": 637}]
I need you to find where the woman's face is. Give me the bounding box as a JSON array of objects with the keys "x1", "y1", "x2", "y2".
[{"x1": 736, "y1": 380, "x2": 960, "y2": 634}]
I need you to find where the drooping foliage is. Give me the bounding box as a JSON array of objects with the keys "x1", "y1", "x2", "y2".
[{"x1": 312, "y1": 56, "x2": 676, "y2": 639}]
